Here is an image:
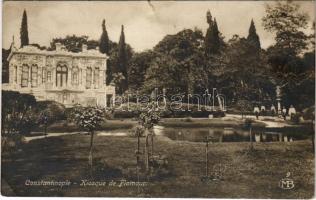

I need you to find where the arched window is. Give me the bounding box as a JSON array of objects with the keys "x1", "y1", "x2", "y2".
[
  {"x1": 47, "y1": 71, "x2": 52, "y2": 82},
  {"x1": 42, "y1": 68, "x2": 46, "y2": 84},
  {"x1": 86, "y1": 67, "x2": 92, "y2": 89},
  {"x1": 21, "y1": 64, "x2": 29, "y2": 87},
  {"x1": 14, "y1": 65, "x2": 17, "y2": 83},
  {"x1": 72, "y1": 67, "x2": 79, "y2": 86},
  {"x1": 31, "y1": 64, "x2": 38, "y2": 87},
  {"x1": 56, "y1": 63, "x2": 68, "y2": 87},
  {"x1": 94, "y1": 67, "x2": 99, "y2": 88}
]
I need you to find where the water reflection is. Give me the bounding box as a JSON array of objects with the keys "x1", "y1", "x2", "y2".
[{"x1": 160, "y1": 127, "x2": 308, "y2": 143}]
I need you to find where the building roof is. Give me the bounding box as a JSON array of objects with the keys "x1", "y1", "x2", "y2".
[{"x1": 7, "y1": 44, "x2": 108, "y2": 61}]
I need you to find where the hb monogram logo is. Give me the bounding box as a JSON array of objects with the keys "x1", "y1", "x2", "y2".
[{"x1": 279, "y1": 172, "x2": 295, "y2": 190}]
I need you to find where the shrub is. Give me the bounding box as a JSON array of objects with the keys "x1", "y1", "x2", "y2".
[
  {"x1": 1, "y1": 133, "x2": 25, "y2": 152},
  {"x1": 211, "y1": 110, "x2": 225, "y2": 118},
  {"x1": 2, "y1": 91, "x2": 37, "y2": 135},
  {"x1": 128, "y1": 125, "x2": 145, "y2": 137},
  {"x1": 17, "y1": 110, "x2": 39, "y2": 135},
  {"x1": 113, "y1": 110, "x2": 140, "y2": 119},
  {"x1": 183, "y1": 117, "x2": 193, "y2": 122},
  {"x1": 290, "y1": 113, "x2": 301, "y2": 124},
  {"x1": 36, "y1": 101, "x2": 66, "y2": 124}
]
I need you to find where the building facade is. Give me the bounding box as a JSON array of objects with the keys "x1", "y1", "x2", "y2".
[{"x1": 2, "y1": 43, "x2": 115, "y2": 107}]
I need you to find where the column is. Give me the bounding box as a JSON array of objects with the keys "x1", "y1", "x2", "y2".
[
  {"x1": 80, "y1": 68, "x2": 82, "y2": 87},
  {"x1": 91, "y1": 67, "x2": 95, "y2": 89},
  {"x1": 9, "y1": 64, "x2": 13, "y2": 85},
  {"x1": 28, "y1": 66, "x2": 31, "y2": 88},
  {"x1": 68, "y1": 67, "x2": 72, "y2": 88},
  {"x1": 17, "y1": 65, "x2": 21, "y2": 88},
  {"x1": 276, "y1": 86, "x2": 282, "y2": 115},
  {"x1": 52, "y1": 67, "x2": 56, "y2": 89},
  {"x1": 82, "y1": 68, "x2": 86, "y2": 89},
  {"x1": 38, "y1": 66, "x2": 41, "y2": 87}
]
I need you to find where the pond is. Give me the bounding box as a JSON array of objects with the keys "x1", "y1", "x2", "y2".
[
  {"x1": 156, "y1": 126, "x2": 311, "y2": 143},
  {"x1": 27, "y1": 125, "x2": 312, "y2": 143}
]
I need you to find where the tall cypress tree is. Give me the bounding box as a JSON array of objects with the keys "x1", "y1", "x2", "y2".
[
  {"x1": 206, "y1": 10, "x2": 213, "y2": 26},
  {"x1": 20, "y1": 10, "x2": 29, "y2": 48},
  {"x1": 117, "y1": 25, "x2": 128, "y2": 93},
  {"x1": 205, "y1": 18, "x2": 221, "y2": 55},
  {"x1": 205, "y1": 11, "x2": 221, "y2": 55},
  {"x1": 211, "y1": 19, "x2": 221, "y2": 54},
  {"x1": 99, "y1": 19, "x2": 110, "y2": 54},
  {"x1": 247, "y1": 19, "x2": 261, "y2": 51},
  {"x1": 205, "y1": 10, "x2": 213, "y2": 56}
]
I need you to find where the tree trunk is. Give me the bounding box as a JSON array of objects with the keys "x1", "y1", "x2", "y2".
[
  {"x1": 137, "y1": 134, "x2": 140, "y2": 154},
  {"x1": 205, "y1": 141, "x2": 209, "y2": 177},
  {"x1": 136, "y1": 133, "x2": 140, "y2": 166},
  {"x1": 312, "y1": 134, "x2": 315, "y2": 154},
  {"x1": 144, "y1": 129, "x2": 149, "y2": 172},
  {"x1": 312, "y1": 121, "x2": 315, "y2": 154},
  {"x1": 151, "y1": 129, "x2": 154, "y2": 156},
  {"x1": 89, "y1": 130, "x2": 95, "y2": 176},
  {"x1": 249, "y1": 126, "x2": 253, "y2": 150}
]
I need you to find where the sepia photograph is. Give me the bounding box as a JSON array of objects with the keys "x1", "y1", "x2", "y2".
[{"x1": 1, "y1": 0, "x2": 315, "y2": 198}]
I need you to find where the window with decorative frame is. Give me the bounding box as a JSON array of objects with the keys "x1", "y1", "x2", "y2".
[
  {"x1": 94, "y1": 67, "x2": 99, "y2": 88},
  {"x1": 31, "y1": 64, "x2": 38, "y2": 87},
  {"x1": 42, "y1": 68, "x2": 46, "y2": 84},
  {"x1": 86, "y1": 67, "x2": 92, "y2": 89},
  {"x1": 72, "y1": 67, "x2": 79, "y2": 86},
  {"x1": 47, "y1": 71, "x2": 52, "y2": 82},
  {"x1": 14, "y1": 65, "x2": 17, "y2": 83},
  {"x1": 21, "y1": 64, "x2": 29, "y2": 87},
  {"x1": 56, "y1": 63, "x2": 68, "y2": 87}
]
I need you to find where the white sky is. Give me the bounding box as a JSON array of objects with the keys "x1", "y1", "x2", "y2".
[{"x1": 3, "y1": 1, "x2": 315, "y2": 52}]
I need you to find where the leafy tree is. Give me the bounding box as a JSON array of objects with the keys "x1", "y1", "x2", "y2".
[
  {"x1": 309, "y1": 21, "x2": 315, "y2": 51},
  {"x1": 2, "y1": 48, "x2": 10, "y2": 83},
  {"x1": 50, "y1": 35, "x2": 98, "y2": 52},
  {"x1": 215, "y1": 35, "x2": 274, "y2": 107},
  {"x1": 247, "y1": 19, "x2": 261, "y2": 53},
  {"x1": 71, "y1": 105, "x2": 105, "y2": 175},
  {"x1": 20, "y1": 10, "x2": 29, "y2": 47},
  {"x1": 263, "y1": 1, "x2": 313, "y2": 109},
  {"x1": 111, "y1": 72, "x2": 125, "y2": 94},
  {"x1": 128, "y1": 50, "x2": 156, "y2": 91},
  {"x1": 147, "y1": 29, "x2": 207, "y2": 96},
  {"x1": 138, "y1": 101, "x2": 160, "y2": 172},
  {"x1": 99, "y1": 19, "x2": 110, "y2": 54},
  {"x1": 143, "y1": 54, "x2": 182, "y2": 95},
  {"x1": 262, "y1": 1, "x2": 309, "y2": 56},
  {"x1": 30, "y1": 43, "x2": 47, "y2": 50},
  {"x1": 263, "y1": 1, "x2": 309, "y2": 82}
]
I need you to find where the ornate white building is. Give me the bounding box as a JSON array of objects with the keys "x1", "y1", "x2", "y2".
[{"x1": 2, "y1": 43, "x2": 115, "y2": 107}]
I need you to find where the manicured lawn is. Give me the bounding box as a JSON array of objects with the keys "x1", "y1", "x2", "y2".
[
  {"x1": 34, "y1": 119, "x2": 138, "y2": 133},
  {"x1": 1, "y1": 133, "x2": 314, "y2": 198}
]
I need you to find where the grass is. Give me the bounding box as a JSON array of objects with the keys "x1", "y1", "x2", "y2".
[
  {"x1": 33, "y1": 117, "x2": 267, "y2": 134},
  {"x1": 1, "y1": 134, "x2": 314, "y2": 198},
  {"x1": 34, "y1": 119, "x2": 138, "y2": 133}
]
